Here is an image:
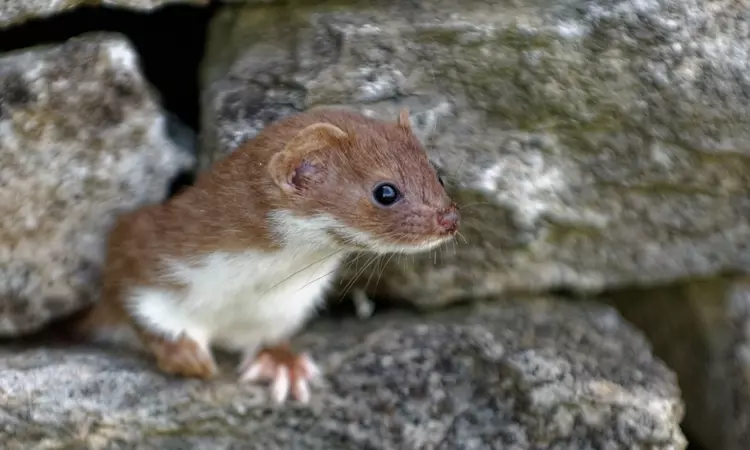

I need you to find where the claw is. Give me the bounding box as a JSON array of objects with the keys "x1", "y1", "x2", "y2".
[
  {"x1": 272, "y1": 366, "x2": 291, "y2": 403},
  {"x1": 238, "y1": 344, "x2": 320, "y2": 404}
]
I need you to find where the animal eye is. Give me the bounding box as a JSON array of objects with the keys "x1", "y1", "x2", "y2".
[
  {"x1": 372, "y1": 182, "x2": 401, "y2": 206},
  {"x1": 437, "y1": 174, "x2": 445, "y2": 186}
]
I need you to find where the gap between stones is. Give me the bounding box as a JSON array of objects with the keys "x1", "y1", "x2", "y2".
[{"x1": 0, "y1": 3, "x2": 218, "y2": 193}]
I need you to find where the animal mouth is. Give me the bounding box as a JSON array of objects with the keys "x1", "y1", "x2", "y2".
[
  {"x1": 328, "y1": 226, "x2": 457, "y2": 254},
  {"x1": 369, "y1": 231, "x2": 457, "y2": 254}
]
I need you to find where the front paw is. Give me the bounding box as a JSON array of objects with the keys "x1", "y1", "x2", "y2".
[
  {"x1": 238, "y1": 344, "x2": 320, "y2": 404},
  {"x1": 147, "y1": 333, "x2": 218, "y2": 379}
]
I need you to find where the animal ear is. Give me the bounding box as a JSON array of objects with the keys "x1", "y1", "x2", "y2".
[
  {"x1": 397, "y1": 107, "x2": 411, "y2": 130},
  {"x1": 268, "y1": 122, "x2": 348, "y2": 193}
]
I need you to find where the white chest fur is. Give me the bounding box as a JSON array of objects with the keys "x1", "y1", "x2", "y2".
[{"x1": 129, "y1": 247, "x2": 346, "y2": 352}]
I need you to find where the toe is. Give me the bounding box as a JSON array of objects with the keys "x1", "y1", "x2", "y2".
[
  {"x1": 292, "y1": 377, "x2": 311, "y2": 404},
  {"x1": 298, "y1": 353, "x2": 321, "y2": 380},
  {"x1": 239, "y1": 361, "x2": 264, "y2": 382},
  {"x1": 237, "y1": 346, "x2": 321, "y2": 404},
  {"x1": 190, "y1": 351, "x2": 217, "y2": 378},
  {"x1": 271, "y1": 366, "x2": 291, "y2": 404},
  {"x1": 239, "y1": 353, "x2": 275, "y2": 382}
]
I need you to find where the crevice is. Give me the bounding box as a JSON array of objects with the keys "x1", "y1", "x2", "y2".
[
  {"x1": 0, "y1": 3, "x2": 219, "y2": 131},
  {"x1": 596, "y1": 272, "x2": 744, "y2": 450},
  {"x1": 684, "y1": 429, "x2": 709, "y2": 450},
  {"x1": 167, "y1": 170, "x2": 197, "y2": 197}
]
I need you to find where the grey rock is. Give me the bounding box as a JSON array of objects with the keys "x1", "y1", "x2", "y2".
[
  {"x1": 0, "y1": 298, "x2": 686, "y2": 449},
  {"x1": 0, "y1": 33, "x2": 195, "y2": 336},
  {"x1": 0, "y1": 0, "x2": 207, "y2": 29},
  {"x1": 608, "y1": 275, "x2": 750, "y2": 450},
  {"x1": 201, "y1": 0, "x2": 750, "y2": 308}
]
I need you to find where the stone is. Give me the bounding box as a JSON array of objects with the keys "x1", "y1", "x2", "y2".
[
  {"x1": 607, "y1": 275, "x2": 750, "y2": 450},
  {"x1": 0, "y1": 0, "x2": 208, "y2": 29},
  {"x1": 0, "y1": 32, "x2": 194, "y2": 336},
  {"x1": 0, "y1": 298, "x2": 686, "y2": 449},
  {"x1": 201, "y1": 0, "x2": 750, "y2": 309}
]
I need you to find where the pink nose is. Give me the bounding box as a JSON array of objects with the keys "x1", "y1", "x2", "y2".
[{"x1": 437, "y1": 206, "x2": 459, "y2": 233}]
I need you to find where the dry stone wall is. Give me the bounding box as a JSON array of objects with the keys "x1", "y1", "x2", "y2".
[{"x1": 1, "y1": 0, "x2": 749, "y2": 449}]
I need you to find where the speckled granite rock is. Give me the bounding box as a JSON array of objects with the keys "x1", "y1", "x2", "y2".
[
  {"x1": 0, "y1": 298, "x2": 685, "y2": 449},
  {"x1": 608, "y1": 275, "x2": 750, "y2": 450},
  {"x1": 0, "y1": 0, "x2": 207, "y2": 29},
  {"x1": 201, "y1": 0, "x2": 750, "y2": 308},
  {"x1": 0, "y1": 32, "x2": 194, "y2": 336}
]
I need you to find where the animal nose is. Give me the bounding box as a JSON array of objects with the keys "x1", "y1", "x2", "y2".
[{"x1": 436, "y1": 206, "x2": 459, "y2": 233}]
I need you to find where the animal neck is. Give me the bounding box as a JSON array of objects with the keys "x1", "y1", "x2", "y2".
[{"x1": 266, "y1": 209, "x2": 349, "y2": 254}]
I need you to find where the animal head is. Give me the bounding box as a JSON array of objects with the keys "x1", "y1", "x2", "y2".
[{"x1": 268, "y1": 109, "x2": 459, "y2": 254}]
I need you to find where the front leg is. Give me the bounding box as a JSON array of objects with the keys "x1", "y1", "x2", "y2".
[
  {"x1": 238, "y1": 342, "x2": 320, "y2": 404},
  {"x1": 127, "y1": 288, "x2": 218, "y2": 379},
  {"x1": 138, "y1": 328, "x2": 219, "y2": 379}
]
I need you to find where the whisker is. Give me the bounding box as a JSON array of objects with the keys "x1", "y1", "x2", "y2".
[
  {"x1": 362, "y1": 232, "x2": 411, "y2": 294},
  {"x1": 361, "y1": 254, "x2": 382, "y2": 294},
  {"x1": 339, "y1": 253, "x2": 381, "y2": 302},
  {"x1": 345, "y1": 252, "x2": 367, "y2": 280},
  {"x1": 457, "y1": 201, "x2": 491, "y2": 210},
  {"x1": 463, "y1": 218, "x2": 485, "y2": 228},
  {"x1": 262, "y1": 249, "x2": 344, "y2": 295},
  {"x1": 372, "y1": 252, "x2": 396, "y2": 299},
  {"x1": 344, "y1": 254, "x2": 380, "y2": 297},
  {"x1": 292, "y1": 268, "x2": 342, "y2": 295}
]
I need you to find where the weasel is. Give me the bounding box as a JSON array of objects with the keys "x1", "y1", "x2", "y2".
[{"x1": 72, "y1": 108, "x2": 459, "y2": 404}]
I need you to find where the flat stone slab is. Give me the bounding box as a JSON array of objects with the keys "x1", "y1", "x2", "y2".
[{"x1": 0, "y1": 298, "x2": 685, "y2": 449}]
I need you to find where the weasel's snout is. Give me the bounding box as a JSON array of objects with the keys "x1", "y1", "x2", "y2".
[{"x1": 436, "y1": 206, "x2": 460, "y2": 234}]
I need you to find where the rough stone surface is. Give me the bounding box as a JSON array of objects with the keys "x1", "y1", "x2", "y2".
[
  {"x1": 0, "y1": 0, "x2": 207, "y2": 29},
  {"x1": 608, "y1": 275, "x2": 750, "y2": 450},
  {"x1": 0, "y1": 32, "x2": 195, "y2": 336},
  {"x1": 201, "y1": 0, "x2": 750, "y2": 308},
  {"x1": 0, "y1": 298, "x2": 685, "y2": 449}
]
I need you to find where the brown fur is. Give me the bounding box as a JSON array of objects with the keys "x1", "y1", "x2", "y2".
[
  {"x1": 145, "y1": 331, "x2": 218, "y2": 379},
  {"x1": 72, "y1": 108, "x2": 458, "y2": 374}
]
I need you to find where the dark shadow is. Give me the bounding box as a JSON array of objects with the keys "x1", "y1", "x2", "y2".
[{"x1": 0, "y1": 3, "x2": 218, "y2": 130}]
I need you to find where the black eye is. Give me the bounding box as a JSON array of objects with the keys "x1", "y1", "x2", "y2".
[
  {"x1": 437, "y1": 174, "x2": 444, "y2": 186},
  {"x1": 372, "y1": 182, "x2": 401, "y2": 206}
]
